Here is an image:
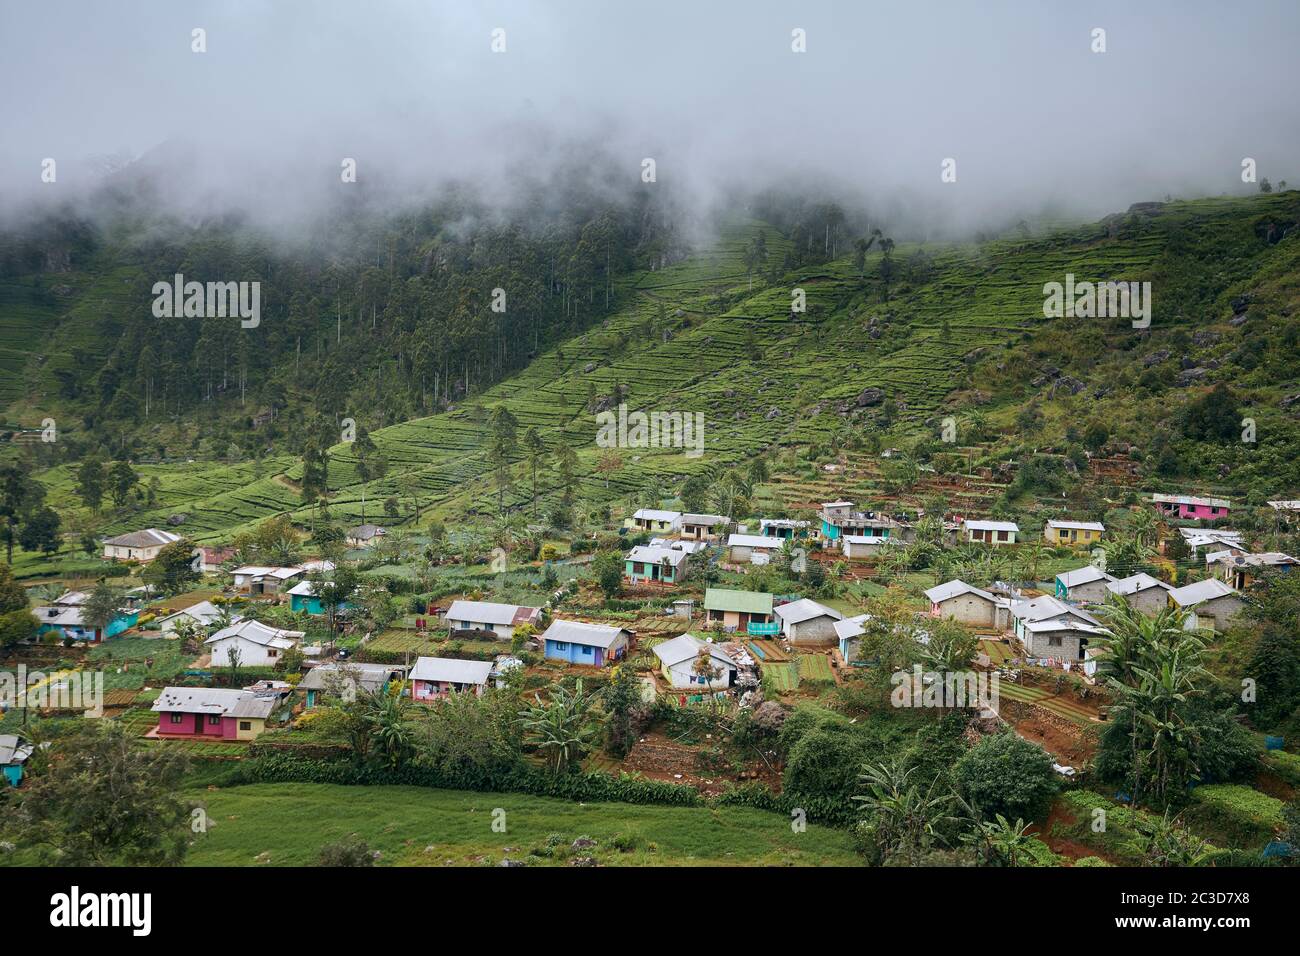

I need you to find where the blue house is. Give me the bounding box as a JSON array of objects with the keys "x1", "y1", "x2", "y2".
[
  {"x1": 0, "y1": 735, "x2": 34, "y2": 786},
  {"x1": 287, "y1": 580, "x2": 350, "y2": 616},
  {"x1": 541, "y1": 620, "x2": 630, "y2": 667},
  {"x1": 33, "y1": 602, "x2": 138, "y2": 643}
]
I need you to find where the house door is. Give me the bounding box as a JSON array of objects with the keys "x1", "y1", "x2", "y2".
[{"x1": 194, "y1": 714, "x2": 204, "y2": 734}]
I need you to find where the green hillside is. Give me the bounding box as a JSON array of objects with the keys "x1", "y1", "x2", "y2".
[{"x1": 16, "y1": 192, "x2": 1300, "y2": 550}]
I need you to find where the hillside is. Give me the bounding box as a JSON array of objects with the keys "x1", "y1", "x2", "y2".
[{"x1": 14, "y1": 191, "x2": 1300, "y2": 555}]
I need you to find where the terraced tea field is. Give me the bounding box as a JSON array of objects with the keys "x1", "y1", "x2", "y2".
[{"x1": 19, "y1": 194, "x2": 1300, "y2": 560}]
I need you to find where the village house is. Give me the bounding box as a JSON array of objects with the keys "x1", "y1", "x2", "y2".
[
  {"x1": 299, "y1": 662, "x2": 406, "y2": 707},
  {"x1": 1020, "y1": 615, "x2": 1108, "y2": 663},
  {"x1": 443, "y1": 600, "x2": 543, "y2": 638},
  {"x1": 924, "y1": 580, "x2": 1006, "y2": 629},
  {"x1": 152, "y1": 686, "x2": 279, "y2": 741},
  {"x1": 199, "y1": 545, "x2": 239, "y2": 572},
  {"x1": 835, "y1": 614, "x2": 871, "y2": 664},
  {"x1": 230, "y1": 565, "x2": 307, "y2": 596},
  {"x1": 1104, "y1": 572, "x2": 1173, "y2": 616},
  {"x1": 678, "y1": 513, "x2": 727, "y2": 541},
  {"x1": 346, "y1": 524, "x2": 388, "y2": 548},
  {"x1": 652, "y1": 633, "x2": 738, "y2": 690},
  {"x1": 409, "y1": 657, "x2": 493, "y2": 702},
  {"x1": 703, "y1": 588, "x2": 775, "y2": 633},
  {"x1": 773, "y1": 597, "x2": 844, "y2": 645},
  {"x1": 1177, "y1": 527, "x2": 1245, "y2": 557},
  {"x1": 817, "y1": 501, "x2": 904, "y2": 543},
  {"x1": 1006, "y1": 598, "x2": 1106, "y2": 662},
  {"x1": 155, "y1": 600, "x2": 236, "y2": 634},
  {"x1": 0, "y1": 735, "x2": 34, "y2": 787},
  {"x1": 624, "y1": 544, "x2": 690, "y2": 585},
  {"x1": 1152, "y1": 493, "x2": 1230, "y2": 522},
  {"x1": 759, "y1": 518, "x2": 811, "y2": 540},
  {"x1": 1208, "y1": 551, "x2": 1298, "y2": 590},
  {"x1": 205, "y1": 619, "x2": 304, "y2": 668},
  {"x1": 1167, "y1": 578, "x2": 1245, "y2": 632},
  {"x1": 1054, "y1": 565, "x2": 1116, "y2": 603},
  {"x1": 1043, "y1": 519, "x2": 1105, "y2": 549},
  {"x1": 541, "y1": 620, "x2": 631, "y2": 666},
  {"x1": 101, "y1": 528, "x2": 182, "y2": 562},
  {"x1": 963, "y1": 519, "x2": 1019, "y2": 546},
  {"x1": 841, "y1": 533, "x2": 899, "y2": 559},
  {"x1": 726, "y1": 533, "x2": 785, "y2": 564},
  {"x1": 623, "y1": 509, "x2": 681, "y2": 534},
  {"x1": 650, "y1": 537, "x2": 708, "y2": 555},
  {"x1": 33, "y1": 603, "x2": 138, "y2": 644},
  {"x1": 287, "y1": 580, "x2": 340, "y2": 616}
]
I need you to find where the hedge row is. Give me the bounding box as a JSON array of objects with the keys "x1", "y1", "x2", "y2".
[{"x1": 243, "y1": 753, "x2": 705, "y2": 807}]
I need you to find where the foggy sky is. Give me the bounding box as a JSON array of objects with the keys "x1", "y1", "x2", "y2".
[{"x1": 1, "y1": 0, "x2": 1297, "y2": 238}]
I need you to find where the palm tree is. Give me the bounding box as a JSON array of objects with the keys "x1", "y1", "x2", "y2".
[
  {"x1": 853, "y1": 759, "x2": 958, "y2": 865},
  {"x1": 962, "y1": 813, "x2": 1035, "y2": 866},
  {"x1": 1122, "y1": 809, "x2": 1222, "y2": 867},
  {"x1": 1128, "y1": 507, "x2": 1159, "y2": 549},
  {"x1": 519, "y1": 679, "x2": 600, "y2": 773}
]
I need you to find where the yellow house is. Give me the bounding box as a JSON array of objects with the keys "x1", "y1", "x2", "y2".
[{"x1": 1043, "y1": 520, "x2": 1104, "y2": 548}]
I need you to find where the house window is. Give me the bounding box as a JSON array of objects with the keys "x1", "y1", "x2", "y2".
[
  {"x1": 208, "y1": 715, "x2": 221, "y2": 725},
  {"x1": 997, "y1": 531, "x2": 1008, "y2": 541},
  {"x1": 268, "y1": 649, "x2": 278, "y2": 658},
  {"x1": 553, "y1": 641, "x2": 569, "y2": 651},
  {"x1": 170, "y1": 713, "x2": 183, "y2": 724},
  {"x1": 1048, "y1": 636, "x2": 1063, "y2": 647},
  {"x1": 239, "y1": 721, "x2": 251, "y2": 731},
  {"x1": 580, "y1": 644, "x2": 592, "y2": 656}
]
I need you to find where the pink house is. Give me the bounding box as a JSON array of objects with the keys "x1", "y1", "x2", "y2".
[
  {"x1": 1151, "y1": 494, "x2": 1230, "y2": 521},
  {"x1": 152, "y1": 687, "x2": 278, "y2": 741},
  {"x1": 409, "y1": 657, "x2": 493, "y2": 702}
]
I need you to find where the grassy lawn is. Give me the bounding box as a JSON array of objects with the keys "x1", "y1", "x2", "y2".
[{"x1": 184, "y1": 782, "x2": 859, "y2": 866}]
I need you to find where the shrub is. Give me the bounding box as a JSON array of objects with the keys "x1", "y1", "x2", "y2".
[
  {"x1": 954, "y1": 732, "x2": 1059, "y2": 823},
  {"x1": 318, "y1": 838, "x2": 376, "y2": 866}
]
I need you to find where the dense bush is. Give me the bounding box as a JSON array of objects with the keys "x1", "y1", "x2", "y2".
[{"x1": 954, "y1": 732, "x2": 1059, "y2": 823}]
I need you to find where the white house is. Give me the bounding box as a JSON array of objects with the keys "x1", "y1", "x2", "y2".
[
  {"x1": 727, "y1": 533, "x2": 785, "y2": 564},
  {"x1": 102, "y1": 528, "x2": 182, "y2": 562},
  {"x1": 964, "y1": 520, "x2": 1019, "y2": 546},
  {"x1": 652, "y1": 633, "x2": 737, "y2": 689},
  {"x1": 773, "y1": 598, "x2": 844, "y2": 645},
  {"x1": 205, "y1": 619, "x2": 304, "y2": 668},
  {"x1": 443, "y1": 600, "x2": 543, "y2": 639},
  {"x1": 1020, "y1": 615, "x2": 1108, "y2": 662},
  {"x1": 230, "y1": 566, "x2": 307, "y2": 596},
  {"x1": 842, "y1": 534, "x2": 898, "y2": 559}
]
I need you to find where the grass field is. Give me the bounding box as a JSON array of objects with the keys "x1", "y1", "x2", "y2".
[{"x1": 183, "y1": 782, "x2": 859, "y2": 866}]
